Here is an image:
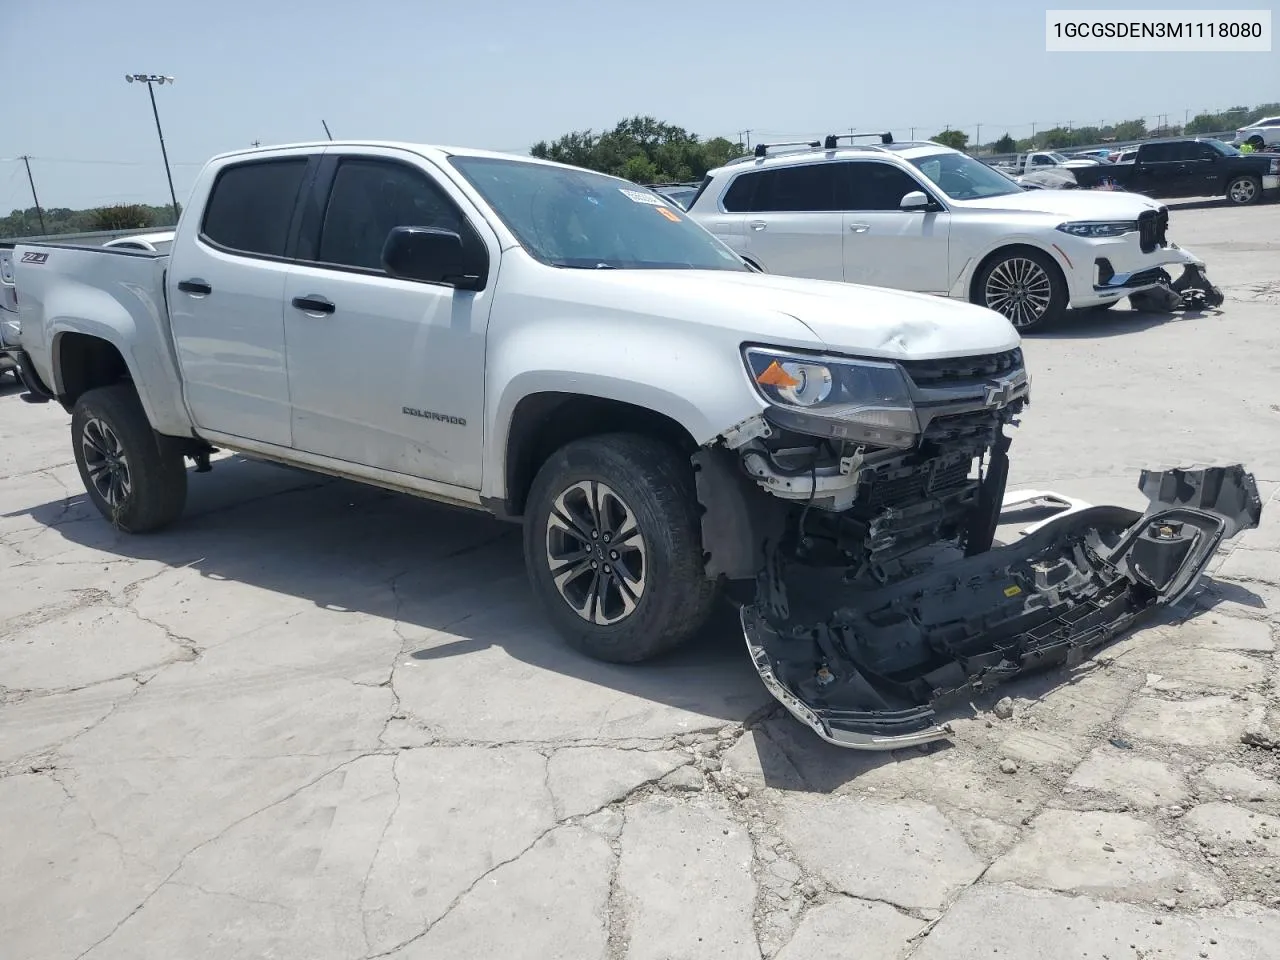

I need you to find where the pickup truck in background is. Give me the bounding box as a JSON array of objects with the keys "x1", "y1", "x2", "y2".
[
  {"x1": 10, "y1": 141, "x2": 1261, "y2": 749},
  {"x1": 990, "y1": 151, "x2": 1101, "y2": 175},
  {"x1": 1071, "y1": 138, "x2": 1280, "y2": 205}
]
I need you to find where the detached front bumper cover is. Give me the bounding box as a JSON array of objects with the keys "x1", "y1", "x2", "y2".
[{"x1": 744, "y1": 465, "x2": 1262, "y2": 750}]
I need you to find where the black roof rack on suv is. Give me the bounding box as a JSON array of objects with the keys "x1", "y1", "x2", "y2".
[
  {"x1": 752, "y1": 139, "x2": 821, "y2": 158},
  {"x1": 823, "y1": 131, "x2": 894, "y2": 148}
]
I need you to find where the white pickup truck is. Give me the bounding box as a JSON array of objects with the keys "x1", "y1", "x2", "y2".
[{"x1": 11, "y1": 141, "x2": 1260, "y2": 749}]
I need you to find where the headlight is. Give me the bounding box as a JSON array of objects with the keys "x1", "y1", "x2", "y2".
[
  {"x1": 744, "y1": 347, "x2": 918, "y2": 448},
  {"x1": 1055, "y1": 221, "x2": 1137, "y2": 238}
]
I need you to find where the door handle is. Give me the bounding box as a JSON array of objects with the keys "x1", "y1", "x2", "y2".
[
  {"x1": 848, "y1": 223, "x2": 871, "y2": 233},
  {"x1": 748, "y1": 220, "x2": 767, "y2": 231},
  {"x1": 177, "y1": 279, "x2": 211, "y2": 296},
  {"x1": 291, "y1": 295, "x2": 335, "y2": 315}
]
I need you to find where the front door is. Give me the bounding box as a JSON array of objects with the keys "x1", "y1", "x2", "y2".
[
  {"x1": 167, "y1": 155, "x2": 315, "y2": 446},
  {"x1": 839, "y1": 161, "x2": 951, "y2": 293},
  {"x1": 281, "y1": 150, "x2": 497, "y2": 489}
]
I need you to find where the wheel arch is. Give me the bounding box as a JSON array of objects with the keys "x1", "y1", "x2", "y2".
[
  {"x1": 967, "y1": 242, "x2": 1069, "y2": 305},
  {"x1": 492, "y1": 391, "x2": 700, "y2": 521},
  {"x1": 53, "y1": 331, "x2": 133, "y2": 409}
]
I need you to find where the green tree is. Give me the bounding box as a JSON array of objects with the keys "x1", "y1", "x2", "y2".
[
  {"x1": 531, "y1": 116, "x2": 746, "y2": 182},
  {"x1": 1111, "y1": 118, "x2": 1147, "y2": 141},
  {"x1": 992, "y1": 133, "x2": 1016, "y2": 154},
  {"x1": 89, "y1": 204, "x2": 153, "y2": 231},
  {"x1": 931, "y1": 129, "x2": 969, "y2": 150}
]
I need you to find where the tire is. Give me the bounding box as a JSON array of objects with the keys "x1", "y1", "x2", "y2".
[
  {"x1": 971, "y1": 247, "x2": 1068, "y2": 332},
  {"x1": 1226, "y1": 175, "x2": 1262, "y2": 205},
  {"x1": 1247, "y1": 136, "x2": 1265, "y2": 150},
  {"x1": 522, "y1": 433, "x2": 719, "y2": 663},
  {"x1": 71, "y1": 384, "x2": 187, "y2": 532}
]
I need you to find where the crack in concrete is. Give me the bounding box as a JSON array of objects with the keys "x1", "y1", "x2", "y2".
[
  {"x1": 359, "y1": 753, "x2": 402, "y2": 955},
  {"x1": 603, "y1": 811, "x2": 629, "y2": 960},
  {"x1": 6, "y1": 676, "x2": 150, "y2": 772},
  {"x1": 360, "y1": 742, "x2": 696, "y2": 959},
  {"x1": 72, "y1": 753, "x2": 375, "y2": 960}
]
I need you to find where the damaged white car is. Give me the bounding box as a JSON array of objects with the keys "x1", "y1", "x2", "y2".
[
  {"x1": 10, "y1": 142, "x2": 1261, "y2": 749},
  {"x1": 685, "y1": 135, "x2": 1224, "y2": 329}
]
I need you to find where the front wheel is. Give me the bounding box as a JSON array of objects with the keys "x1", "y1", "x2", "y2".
[
  {"x1": 522, "y1": 433, "x2": 719, "y2": 663},
  {"x1": 1226, "y1": 175, "x2": 1262, "y2": 205},
  {"x1": 71, "y1": 385, "x2": 188, "y2": 532},
  {"x1": 972, "y1": 248, "x2": 1068, "y2": 332}
]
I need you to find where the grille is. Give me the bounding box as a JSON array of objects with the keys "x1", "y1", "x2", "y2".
[
  {"x1": 860, "y1": 456, "x2": 973, "y2": 511},
  {"x1": 1137, "y1": 208, "x2": 1168, "y2": 253},
  {"x1": 922, "y1": 409, "x2": 1003, "y2": 445},
  {"x1": 898, "y1": 348, "x2": 1024, "y2": 390},
  {"x1": 1127, "y1": 267, "x2": 1172, "y2": 287}
]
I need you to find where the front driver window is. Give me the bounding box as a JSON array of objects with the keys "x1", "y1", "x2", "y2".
[{"x1": 317, "y1": 159, "x2": 466, "y2": 271}]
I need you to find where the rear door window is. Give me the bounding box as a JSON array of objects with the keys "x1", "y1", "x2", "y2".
[
  {"x1": 843, "y1": 162, "x2": 927, "y2": 210},
  {"x1": 1140, "y1": 143, "x2": 1178, "y2": 162},
  {"x1": 723, "y1": 165, "x2": 840, "y2": 213},
  {"x1": 201, "y1": 159, "x2": 310, "y2": 258}
]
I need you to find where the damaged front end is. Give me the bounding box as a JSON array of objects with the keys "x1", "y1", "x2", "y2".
[
  {"x1": 743, "y1": 465, "x2": 1261, "y2": 749},
  {"x1": 693, "y1": 343, "x2": 1260, "y2": 750}
]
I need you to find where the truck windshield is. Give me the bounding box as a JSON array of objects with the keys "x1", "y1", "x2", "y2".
[
  {"x1": 1204, "y1": 138, "x2": 1240, "y2": 156},
  {"x1": 448, "y1": 156, "x2": 749, "y2": 271},
  {"x1": 908, "y1": 152, "x2": 1023, "y2": 200}
]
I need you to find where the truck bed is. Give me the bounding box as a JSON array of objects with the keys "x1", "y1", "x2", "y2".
[{"x1": 13, "y1": 243, "x2": 194, "y2": 437}]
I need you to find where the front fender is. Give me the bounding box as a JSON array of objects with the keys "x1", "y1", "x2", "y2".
[
  {"x1": 952, "y1": 235, "x2": 1070, "y2": 301},
  {"x1": 481, "y1": 323, "x2": 767, "y2": 502}
]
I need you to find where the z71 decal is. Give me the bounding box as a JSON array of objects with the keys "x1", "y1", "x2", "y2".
[{"x1": 21, "y1": 252, "x2": 49, "y2": 264}]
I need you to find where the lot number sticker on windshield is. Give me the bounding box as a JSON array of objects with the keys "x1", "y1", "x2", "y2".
[
  {"x1": 619, "y1": 188, "x2": 666, "y2": 206},
  {"x1": 655, "y1": 206, "x2": 681, "y2": 222}
]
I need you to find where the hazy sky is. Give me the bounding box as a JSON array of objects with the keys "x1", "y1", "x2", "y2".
[{"x1": 2, "y1": 0, "x2": 1273, "y2": 210}]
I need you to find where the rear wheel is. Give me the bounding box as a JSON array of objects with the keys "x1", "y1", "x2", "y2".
[
  {"x1": 71, "y1": 385, "x2": 187, "y2": 532},
  {"x1": 1226, "y1": 175, "x2": 1262, "y2": 205},
  {"x1": 522, "y1": 433, "x2": 718, "y2": 663},
  {"x1": 972, "y1": 248, "x2": 1068, "y2": 332}
]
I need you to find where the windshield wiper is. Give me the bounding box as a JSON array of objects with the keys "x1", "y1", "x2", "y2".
[{"x1": 548, "y1": 258, "x2": 622, "y2": 269}]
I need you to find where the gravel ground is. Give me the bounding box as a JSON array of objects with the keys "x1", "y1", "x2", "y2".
[{"x1": 2, "y1": 197, "x2": 1279, "y2": 959}]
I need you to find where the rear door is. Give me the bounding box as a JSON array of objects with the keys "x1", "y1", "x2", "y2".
[
  {"x1": 839, "y1": 160, "x2": 950, "y2": 293},
  {"x1": 734, "y1": 163, "x2": 844, "y2": 281},
  {"x1": 167, "y1": 154, "x2": 316, "y2": 446},
  {"x1": 280, "y1": 148, "x2": 498, "y2": 488},
  {"x1": 1131, "y1": 143, "x2": 1189, "y2": 197}
]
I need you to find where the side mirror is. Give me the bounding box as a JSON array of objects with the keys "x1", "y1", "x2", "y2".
[
  {"x1": 381, "y1": 226, "x2": 486, "y2": 290},
  {"x1": 900, "y1": 191, "x2": 932, "y2": 211}
]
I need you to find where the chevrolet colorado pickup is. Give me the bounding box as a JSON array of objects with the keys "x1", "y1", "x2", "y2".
[
  {"x1": 1071, "y1": 138, "x2": 1280, "y2": 205},
  {"x1": 11, "y1": 142, "x2": 1261, "y2": 749}
]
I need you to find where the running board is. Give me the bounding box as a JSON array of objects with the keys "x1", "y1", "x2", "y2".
[{"x1": 743, "y1": 465, "x2": 1262, "y2": 750}]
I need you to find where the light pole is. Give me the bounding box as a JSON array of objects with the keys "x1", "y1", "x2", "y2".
[{"x1": 125, "y1": 73, "x2": 179, "y2": 222}]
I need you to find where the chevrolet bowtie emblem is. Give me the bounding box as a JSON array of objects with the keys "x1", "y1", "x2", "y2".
[{"x1": 984, "y1": 375, "x2": 1022, "y2": 406}]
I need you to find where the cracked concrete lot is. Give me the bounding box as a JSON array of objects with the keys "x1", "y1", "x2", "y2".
[{"x1": 3, "y1": 198, "x2": 1280, "y2": 959}]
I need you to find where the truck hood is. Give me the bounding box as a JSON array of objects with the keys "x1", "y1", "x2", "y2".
[
  {"x1": 616, "y1": 270, "x2": 1021, "y2": 360},
  {"x1": 956, "y1": 189, "x2": 1162, "y2": 217}
]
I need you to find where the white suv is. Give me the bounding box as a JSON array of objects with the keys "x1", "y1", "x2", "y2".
[{"x1": 685, "y1": 135, "x2": 1212, "y2": 331}]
